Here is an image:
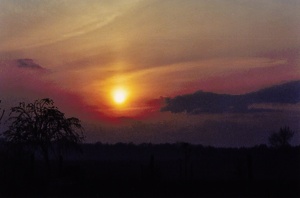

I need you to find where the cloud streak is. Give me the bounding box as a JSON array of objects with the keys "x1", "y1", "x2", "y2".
[{"x1": 0, "y1": 0, "x2": 142, "y2": 51}]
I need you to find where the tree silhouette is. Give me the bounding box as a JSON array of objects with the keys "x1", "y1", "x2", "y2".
[
  {"x1": 3, "y1": 98, "x2": 84, "y2": 167},
  {"x1": 269, "y1": 126, "x2": 294, "y2": 148}
]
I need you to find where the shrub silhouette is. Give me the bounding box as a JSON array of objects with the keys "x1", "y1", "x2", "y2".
[
  {"x1": 3, "y1": 98, "x2": 84, "y2": 167},
  {"x1": 269, "y1": 126, "x2": 294, "y2": 148}
]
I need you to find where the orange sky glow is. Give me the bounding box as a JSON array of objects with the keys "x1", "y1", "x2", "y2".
[{"x1": 0, "y1": 0, "x2": 299, "y2": 121}]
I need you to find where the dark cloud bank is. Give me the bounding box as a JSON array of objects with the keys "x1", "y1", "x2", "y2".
[{"x1": 161, "y1": 80, "x2": 300, "y2": 114}]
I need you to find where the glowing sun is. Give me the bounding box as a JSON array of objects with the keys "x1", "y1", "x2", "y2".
[{"x1": 112, "y1": 88, "x2": 127, "y2": 104}]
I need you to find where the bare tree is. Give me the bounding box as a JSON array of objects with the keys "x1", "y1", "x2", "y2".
[
  {"x1": 269, "y1": 126, "x2": 294, "y2": 148},
  {"x1": 3, "y1": 98, "x2": 84, "y2": 167}
]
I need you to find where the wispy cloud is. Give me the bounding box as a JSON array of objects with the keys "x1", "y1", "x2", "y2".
[{"x1": 0, "y1": 0, "x2": 142, "y2": 51}]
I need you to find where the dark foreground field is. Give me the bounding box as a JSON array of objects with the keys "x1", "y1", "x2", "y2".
[{"x1": 0, "y1": 143, "x2": 299, "y2": 197}]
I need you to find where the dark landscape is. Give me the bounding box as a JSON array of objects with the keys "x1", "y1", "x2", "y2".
[{"x1": 0, "y1": 141, "x2": 299, "y2": 197}]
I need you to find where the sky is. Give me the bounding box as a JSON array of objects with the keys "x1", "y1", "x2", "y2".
[{"x1": 0, "y1": 0, "x2": 300, "y2": 146}]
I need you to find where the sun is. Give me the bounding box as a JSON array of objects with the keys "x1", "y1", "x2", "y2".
[{"x1": 112, "y1": 88, "x2": 127, "y2": 104}]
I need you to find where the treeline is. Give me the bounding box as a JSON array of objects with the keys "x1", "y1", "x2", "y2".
[
  {"x1": 0, "y1": 141, "x2": 300, "y2": 197},
  {"x1": 80, "y1": 141, "x2": 299, "y2": 158}
]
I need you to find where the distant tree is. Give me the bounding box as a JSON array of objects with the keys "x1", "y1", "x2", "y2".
[
  {"x1": 3, "y1": 98, "x2": 84, "y2": 167},
  {"x1": 269, "y1": 126, "x2": 294, "y2": 148}
]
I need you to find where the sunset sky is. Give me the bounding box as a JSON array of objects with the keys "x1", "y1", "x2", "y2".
[{"x1": 0, "y1": 0, "x2": 300, "y2": 146}]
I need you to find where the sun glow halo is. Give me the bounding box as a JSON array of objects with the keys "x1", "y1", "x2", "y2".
[{"x1": 112, "y1": 88, "x2": 127, "y2": 104}]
